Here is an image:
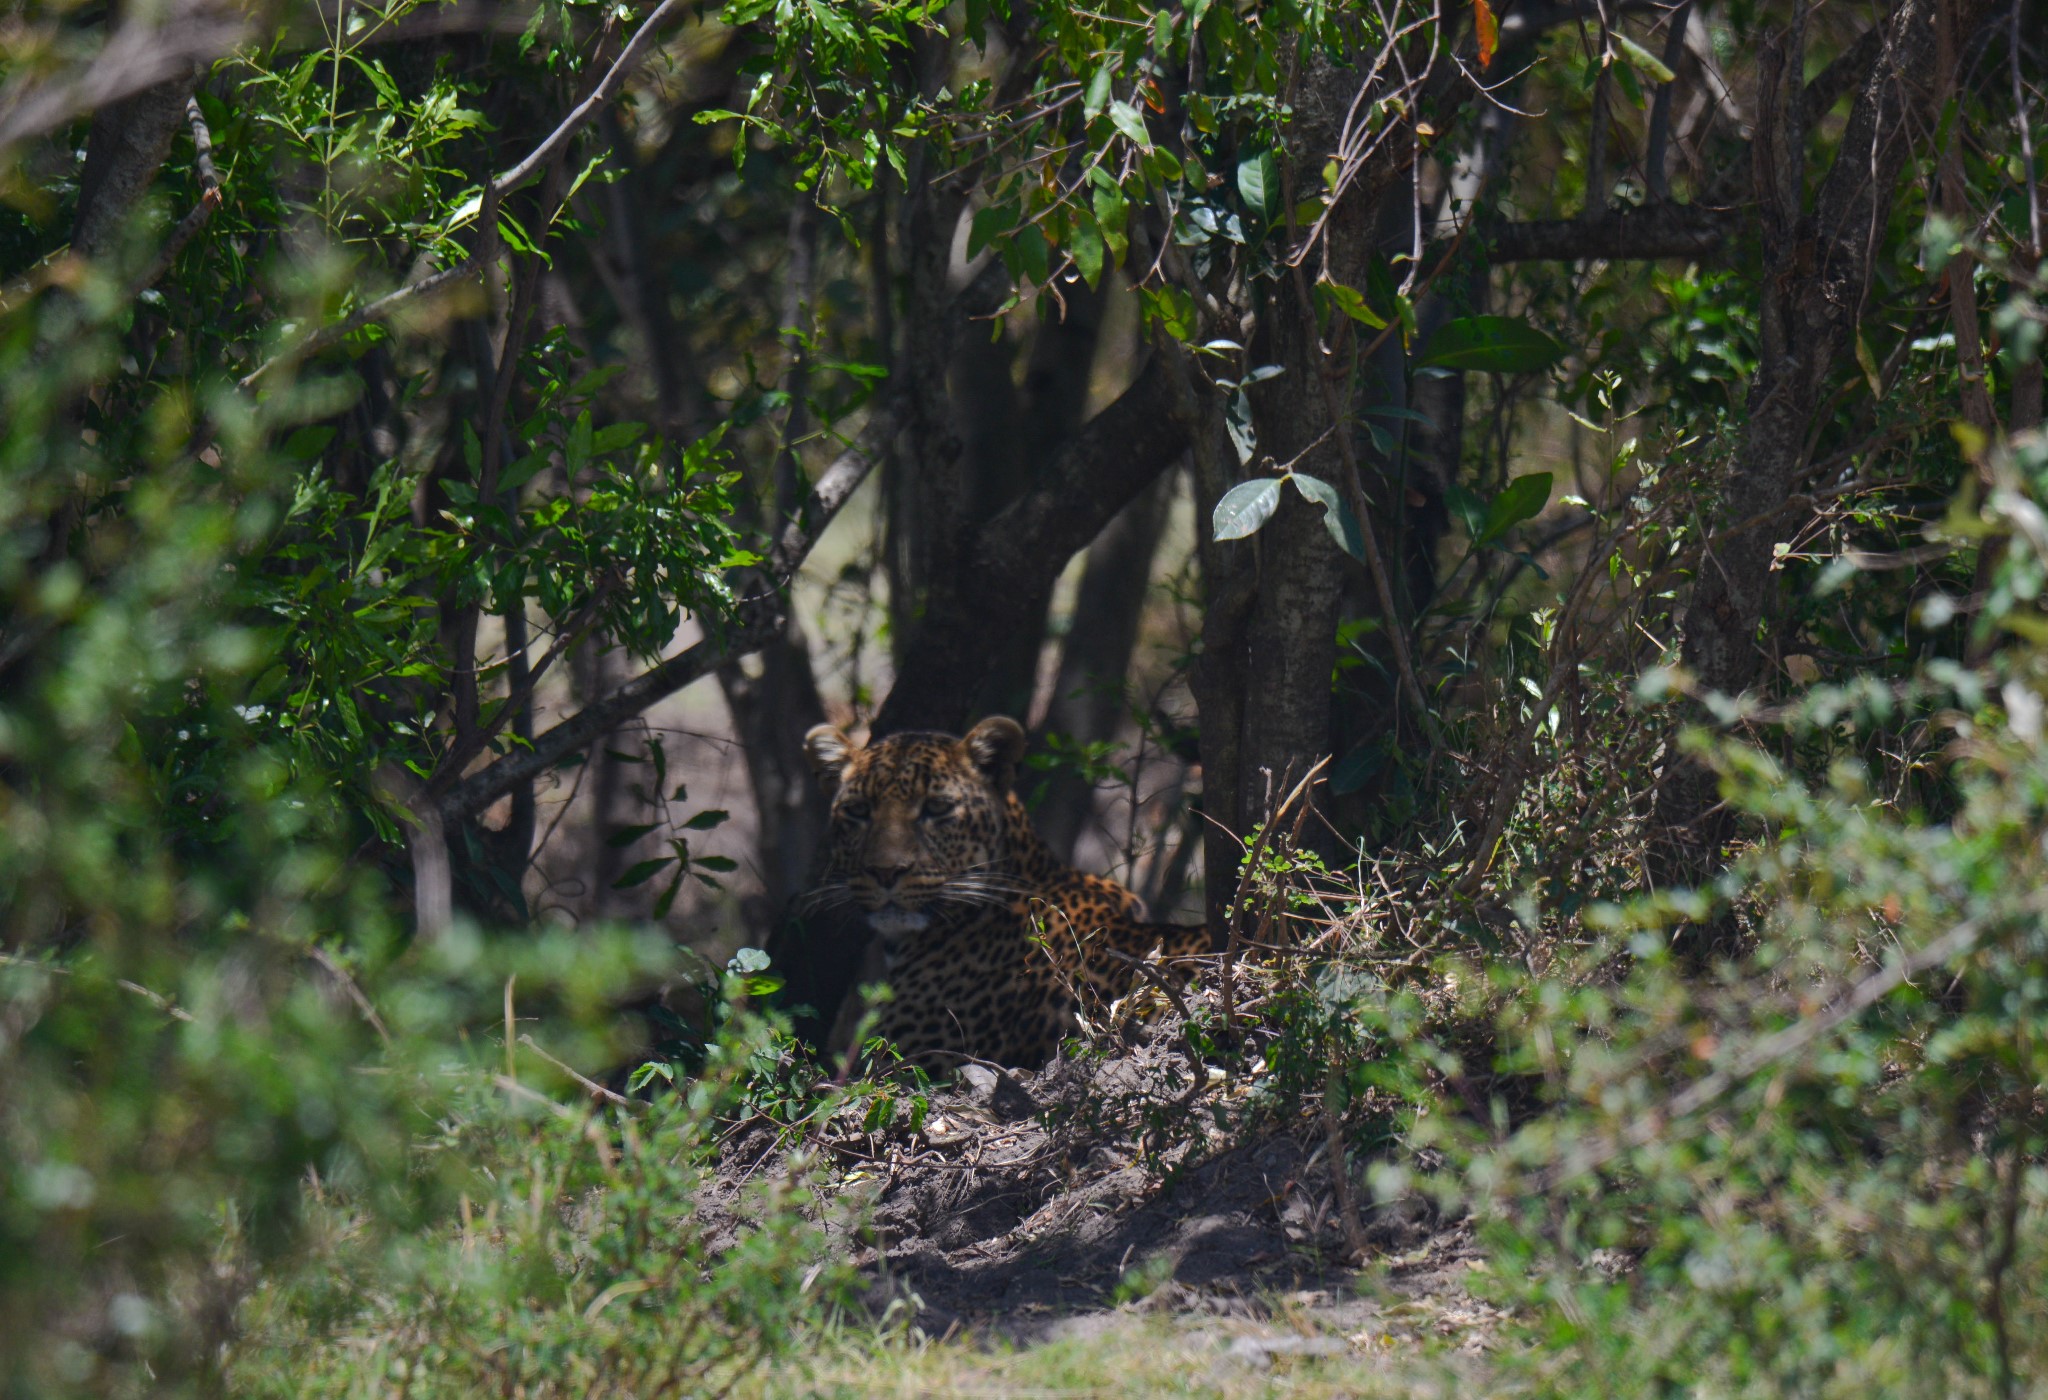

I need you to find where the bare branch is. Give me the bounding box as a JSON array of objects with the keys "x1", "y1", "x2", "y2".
[
  {"x1": 0, "y1": 8, "x2": 248, "y2": 159},
  {"x1": 240, "y1": 0, "x2": 692, "y2": 389},
  {"x1": 437, "y1": 408, "x2": 894, "y2": 826},
  {"x1": 128, "y1": 98, "x2": 222, "y2": 295}
]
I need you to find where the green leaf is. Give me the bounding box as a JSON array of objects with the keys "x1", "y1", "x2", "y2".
[
  {"x1": 1479, "y1": 472, "x2": 1554, "y2": 544},
  {"x1": 1092, "y1": 183, "x2": 1129, "y2": 263},
  {"x1": 1224, "y1": 389, "x2": 1256, "y2": 464},
  {"x1": 1319, "y1": 280, "x2": 1387, "y2": 329},
  {"x1": 1069, "y1": 211, "x2": 1106, "y2": 288},
  {"x1": 605, "y1": 822, "x2": 659, "y2": 848},
  {"x1": 651, "y1": 869, "x2": 684, "y2": 919},
  {"x1": 968, "y1": 203, "x2": 1016, "y2": 259},
  {"x1": 1141, "y1": 285, "x2": 1197, "y2": 342},
  {"x1": 1289, "y1": 473, "x2": 1366, "y2": 561},
  {"x1": 683, "y1": 808, "x2": 730, "y2": 830},
  {"x1": 1330, "y1": 740, "x2": 1387, "y2": 795},
  {"x1": 283, "y1": 426, "x2": 335, "y2": 461},
  {"x1": 1611, "y1": 33, "x2": 1677, "y2": 85},
  {"x1": 1107, "y1": 100, "x2": 1152, "y2": 150},
  {"x1": 1446, "y1": 482, "x2": 1487, "y2": 539},
  {"x1": 1084, "y1": 63, "x2": 1115, "y2": 118},
  {"x1": 565, "y1": 410, "x2": 595, "y2": 471},
  {"x1": 612, "y1": 856, "x2": 676, "y2": 889},
  {"x1": 1009, "y1": 223, "x2": 1050, "y2": 285},
  {"x1": 497, "y1": 451, "x2": 549, "y2": 495},
  {"x1": 1235, "y1": 146, "x2": 1279, "y2": 220},
  {"x1": 693, "y1": 854, "x2": 739, "y2": 872},
  {"x1": 1213, "y1": 477, "x2": 1282, "y2": 541},
  {"x1": 1414, "y1": 315, "x2": 1567, "y2": 373}
]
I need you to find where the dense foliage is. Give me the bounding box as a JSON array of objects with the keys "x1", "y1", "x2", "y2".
[{"x1": 0, "y1": 0, "x2": 2043, "y2": 1393}]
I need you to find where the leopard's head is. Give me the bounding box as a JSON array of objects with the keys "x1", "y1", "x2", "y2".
[{"x1": 801, "y1": 717, "x2": 1027, "y2": 937}]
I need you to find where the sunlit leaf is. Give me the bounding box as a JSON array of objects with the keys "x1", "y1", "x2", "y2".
[
  {"x1": 1212, "y1": 477, "x2": 1282, "y2": 540},
  {"x1": 1474, "y1": 0, "x2": 1499, "y2": 69},
  {"x1": 1236, "y1": 146, "x2": 1279, "y2": 220}
]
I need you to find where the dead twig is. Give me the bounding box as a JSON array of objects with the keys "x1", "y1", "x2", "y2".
[
  {"x1": 518, "y1": 1033, "x2": 644, "y2": 1113},
  {"x1": 127, "y1": 96, "x2": 221, "y2": 296}
]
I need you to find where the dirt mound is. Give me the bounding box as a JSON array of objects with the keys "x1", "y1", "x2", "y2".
[{"x1": 705, "y1": 1006, "x2": 1496, "y2": 1353}]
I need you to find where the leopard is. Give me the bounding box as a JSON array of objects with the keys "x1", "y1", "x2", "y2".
[{"x1": 800, "y1": 715, "x2": 1212, "y2": 1071}]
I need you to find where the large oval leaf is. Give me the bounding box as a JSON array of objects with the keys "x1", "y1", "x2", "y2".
[
  {"x1": 1289, "y1": 472, "x2": 1366, "y2": 561},
  {"x1": 1212, "y1": 477, "x2": 1282, "y2": 541},
  {"x1": 1414, "y1": 315, "x2": 1567, "y2": 374},
  {"x1": 1478, "y1": 471, "x2": 1553, "y2": 544},
  {"x1": 1236, "y1": 146, "x2": 1279, "y2": 221}
]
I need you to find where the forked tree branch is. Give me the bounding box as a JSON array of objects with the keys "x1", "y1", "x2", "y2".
[{"x1": 436, "y1": 408, "x2": 893, "y2": 826}]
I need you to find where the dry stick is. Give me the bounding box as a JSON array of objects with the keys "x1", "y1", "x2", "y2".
[
  {"x1": 1220, "y1": 758, "x2": 1329, "y2": 1029},
  {"x1": 308, "y1": 944, "x2": 391, "y2": 1046},
  {"x1": 503, "y1": 974, "x2": 518, "y2": 1083},
  {"x1": 0, "y1": 953, "x2": 198, "y2": 1022},
  {"x1": 238, "y1": 0, "x2": 688, "y2": 390},
  {"x1": 518, "y1": 1033, "x2": 643, "y2": 1113},
  {"x1": 1453, "y1": 511, "x2": 1638, "y2": 899},
  {"x1": 1534, "y1": 918, "x2": 1983, "y2": 1191},
  {"x1": 1324, "y1": 1065, "x2": 1373, "y2": 1261},
  {"x1": 128, "y1": 97, "x2": 220, "y2": 296}
]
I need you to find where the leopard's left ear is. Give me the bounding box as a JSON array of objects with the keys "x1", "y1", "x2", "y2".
[{"x1": 963, "y1": 715, "x2": 1027, "y2": 792}]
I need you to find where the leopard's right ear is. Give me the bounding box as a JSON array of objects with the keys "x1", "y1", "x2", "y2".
[{"x1": 804, "y1": 724, "x2": 857, "y2": 793}]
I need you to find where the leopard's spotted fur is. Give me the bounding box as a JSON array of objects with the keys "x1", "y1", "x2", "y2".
[{"x1": 802, "y1": 716, "x2": 1211, "y2": 1070}]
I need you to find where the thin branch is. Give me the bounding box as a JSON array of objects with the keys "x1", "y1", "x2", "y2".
[
  {"x1": 490, "y1": 0, "x2": 686, "y2": 196},
  {"x1": 519, "y1": 1033, "x2": 644, "y2": 1112},
  {"x1": 437, "y1": 408, "x2": 893, "y2": 826},
  {"x1": 239, "y1": 0, "x2": 690, "y2": 389},
  {"x1": 1533, "y1": 919, "x2": 1984, "y2": 1190},
  {"x1": 0, "y1": 9, "x2": 249, "y2": 157},
  {"x1": 127, "y1": 97, "x2": 222, "y2": 295}
]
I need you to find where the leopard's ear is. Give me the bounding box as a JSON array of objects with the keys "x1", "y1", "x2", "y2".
[
  {"x1": 962, "y1": 716, "x2": 1026, "y2": 792},
  {"x1": 804, "y1": 724, "x2": 857, "y2": 794}
]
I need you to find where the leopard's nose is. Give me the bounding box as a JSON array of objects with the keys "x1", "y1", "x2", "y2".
[{"x1": 865, "y1": 860, "x2": 912, "y2": 889}]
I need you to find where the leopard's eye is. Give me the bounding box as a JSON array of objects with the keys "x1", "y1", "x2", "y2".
[
  {"x1": 919, "y1": 797, "x2": 956, "y2": 821},
  {"x1": 840, "y1": 798, "x2": 872, "y2": 822}
]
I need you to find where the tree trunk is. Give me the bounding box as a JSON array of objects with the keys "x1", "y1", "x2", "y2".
[
  {"x1": 72, "y1": 69, "x2": 197, "y2": 262},
  {"x1": 1652, "y1": 0, "x2": 1983, "y2": 916}
]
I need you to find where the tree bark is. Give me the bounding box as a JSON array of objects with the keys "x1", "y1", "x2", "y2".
[
  {"x1": 870, "y1": 355, "x2": 1191, "y2": 736},
  {"x1": 72, "y1": 66, "x2": 198, "y2": 262},
  {"x1": 1651, "y1": 0, "x2": 1986, "y2": 912}
]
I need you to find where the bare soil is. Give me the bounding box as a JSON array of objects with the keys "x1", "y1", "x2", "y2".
[{"x1": 704, "y1": 1006, "x2": 1506, "y2": 1380}]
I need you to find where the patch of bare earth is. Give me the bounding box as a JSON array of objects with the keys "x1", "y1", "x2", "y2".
[{"x1": 704, "y1": 1004, "x2": 1508, "y2": 1391}]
